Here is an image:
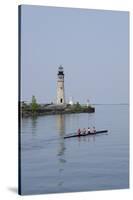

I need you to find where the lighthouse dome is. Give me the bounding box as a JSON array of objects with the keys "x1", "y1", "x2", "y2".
[{"x1": 58, "y1": 65, "x2": 63, "y2": 71}]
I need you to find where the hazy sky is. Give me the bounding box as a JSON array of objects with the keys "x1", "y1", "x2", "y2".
[{"x1": 20, "y1": 5, "x2": 129, "y2": 104}]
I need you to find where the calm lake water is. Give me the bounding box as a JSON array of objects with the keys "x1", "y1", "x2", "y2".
[{"x1": 20, "y1": 105, "x2": 129, "y2": 195}]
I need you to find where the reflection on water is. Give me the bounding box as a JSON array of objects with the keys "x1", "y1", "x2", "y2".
[
  {"x1": 56, "y1": 115, "x2": 66, "y2": 157},
  {"x1": 77, "y1": 134, "x2": 96, "y2": 143},
  {"x1": 31, "y1": 116, "x2": 37, "y2": 135},
  {"x1": 56, "y1": 115, "x2": 66, "y2": 188},
  {"x1": 56, "y1": 114, "x2": 65, "y2": 135}
]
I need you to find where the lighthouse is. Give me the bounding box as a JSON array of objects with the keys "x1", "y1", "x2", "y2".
[{"x1": 57, "y1": 65, "x2": 65, "y2": 104}]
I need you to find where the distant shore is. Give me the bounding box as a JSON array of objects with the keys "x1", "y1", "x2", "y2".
[{"x1": 21, "y1": 103, "x2": 95, "y2": 118}]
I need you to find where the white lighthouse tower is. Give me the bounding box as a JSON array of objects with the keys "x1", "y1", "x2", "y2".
[{"x1": 57, "y1": 65, "x2": 65, "y2": 104}]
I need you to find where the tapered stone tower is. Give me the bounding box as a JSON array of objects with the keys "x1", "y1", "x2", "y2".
[{"x1": 57, "y1": 65, "x2": 65, "y2": 104}]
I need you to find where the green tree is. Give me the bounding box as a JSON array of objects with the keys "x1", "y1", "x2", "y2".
[
  {"x1": 31, "y1": 95, "x2": 38, "y2": 113},
  {"x1": 76, "y1": 102, "x2": 81, "y2": 108},
  {"x1": 71, "y1": 102, "x2": 82, "y2": 111}
]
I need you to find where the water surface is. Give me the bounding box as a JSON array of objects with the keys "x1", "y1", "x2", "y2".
[{"x1": 21, "y1": 105, "x2": 129, "y2": 194}]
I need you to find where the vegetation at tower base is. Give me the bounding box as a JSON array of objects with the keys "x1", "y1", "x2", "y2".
[{"x1": 21, "y1": 98, "x2": 95, "y2": 118}]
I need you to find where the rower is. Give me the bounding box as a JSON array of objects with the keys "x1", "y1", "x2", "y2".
[
  {"x1": 82, "y1": 128, "x2": 86, "y2": 135},
  {"x1": 87, "y1": 127, "x2": 91, "y2": 134},
  {"x1": 92, "y1": 126, "x2": 96, "y2": 133},
  {"x1": 77, "y1": 128, "x2": 81, "y2": 136}
]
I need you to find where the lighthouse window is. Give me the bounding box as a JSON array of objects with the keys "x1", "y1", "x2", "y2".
[
  {"x1": 59, "y1": 76, "x2": 62, "y2": 79},
  {"x1": 60, "y1": 87, "x2": 63, "y2": 89},
  {"x1": 60, "y1": 98, "x2": 62, "y2": 103}
]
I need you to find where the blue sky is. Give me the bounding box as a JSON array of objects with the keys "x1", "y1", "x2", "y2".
[{"x1": 20, "y1": 5, "x2": 129, "y2": 104}]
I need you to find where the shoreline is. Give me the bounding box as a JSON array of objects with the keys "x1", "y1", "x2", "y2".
[{"x1": 21, "y1": 104, "x2": 95, "y2": 118}]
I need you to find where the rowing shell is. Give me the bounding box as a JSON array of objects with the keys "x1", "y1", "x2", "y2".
[{"x1": 64, "y1": 130, "x2": 108, "y2": 139}]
